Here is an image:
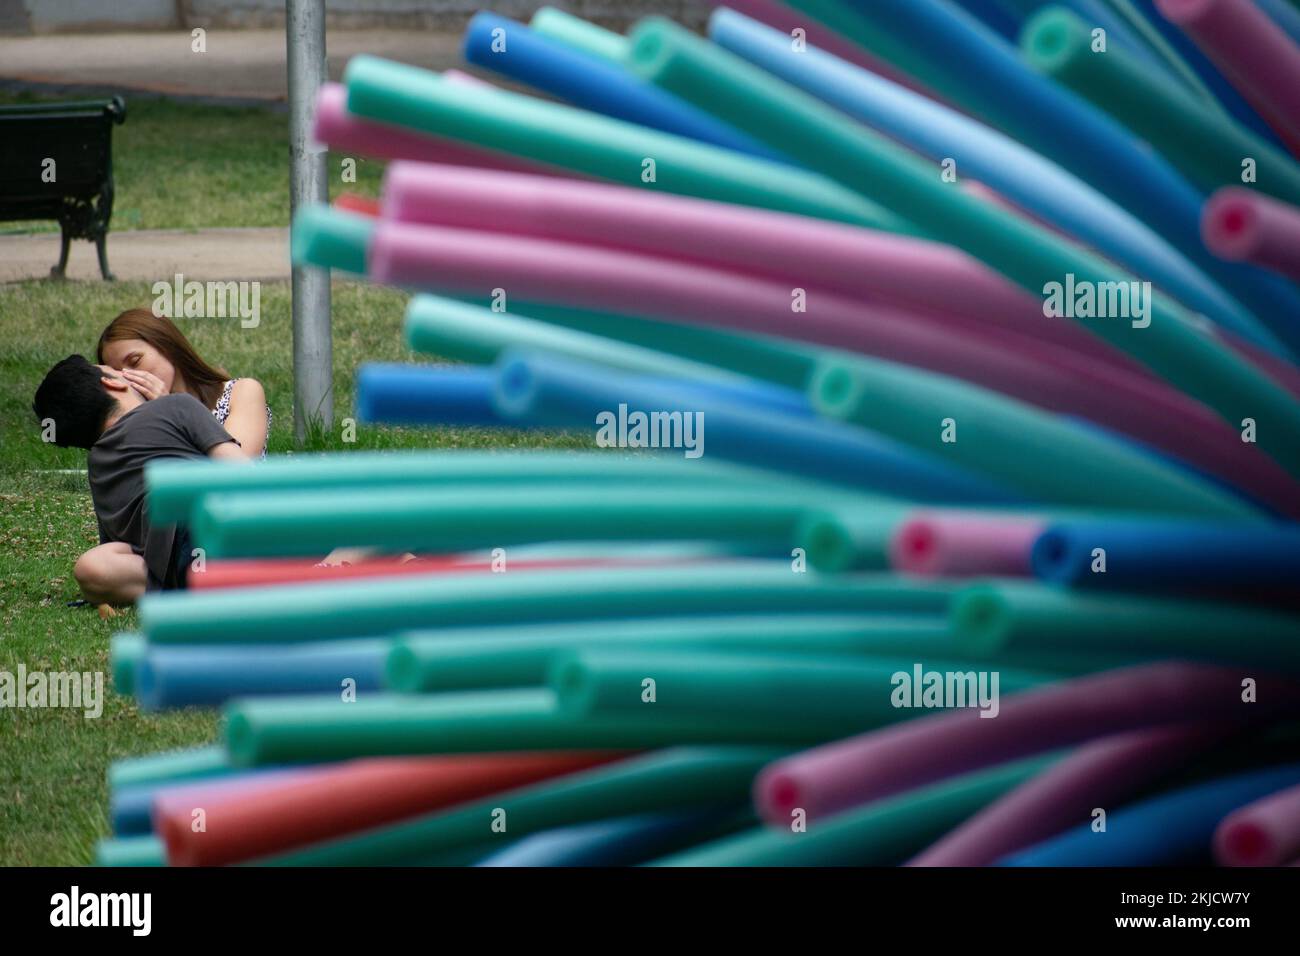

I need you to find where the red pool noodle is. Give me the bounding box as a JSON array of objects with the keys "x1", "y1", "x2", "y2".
[
  {"x1": 908, "y1": 722, "x2": 1229, "y2": 866},
  {"x1": 1156, "y1": 0, "x2": 1300, "y2": 151},
  {"x1": 1214, "y1": 780, "x2": 1300, "y2": 866},
  {"x1": 334, "y1": 193, "x2": 381, "y2": 217},
  {"x1": 1202, "y1": 187, "x2": 1300, "y2": 282},
  {"x1": 188, "y1": 554, "x2": 703, "y2": 591},
  {"x1": 753, "y1": 662, "x2": 1300, "y2": 825},
  {"x1": 159, "y1": 751, "x2": 622, "y2": 866},
  {"x1": 889, "y1": 512, "x2": 1046, "y2": 577}
]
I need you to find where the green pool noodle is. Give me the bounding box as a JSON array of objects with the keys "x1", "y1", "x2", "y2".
[
  {"x1": 1022, "y1": 7, "x2": 1300, "y2": 206},
  {"x1": 510, "y1": 300, "x2": 821, "y2": 389},
  {"x1": 145, "y1": 450, "x2": 771, "y2": 526},
  {"x1": 648, "y1": 753, "x2": 1054, "y2": 866},
  {"x1": 626, "y1": 17, "x2": 1300, "y2": 481},
  {"x1": 405, "y1": 294, "x2": 755, "y2": 385},
  {"x1": 110, "y1": 632, "x2": 147, "y2": 697},
  {"x1": 551, "y1": 648, "x2": 1052, "y2": 722},
  {"x1": 809, "y1": 357, "x2": 1259, "y2": 519},
  {"x1": 108, "y1": 744, "x2": 228, "y2": 790},
  {"x1": 530, "y1": 5, "x2": 628, "y2": 61},
  {"x1": 95, "y1": 835, "x2": 166, "y2": 867},
  {"x1": 257, "y1": 746, "x2": 782, "y2": 866},
  {"x1": 386, "y1": 615, "x2": 954, "y2": 692},
  {"x1": 225, "y1": 686, "x2": 946, "y2": 767},
  {"x1": 292, "y1": 204, "x2": 371, "y2": 274},
  {"x1": 796, "y1": 504, "x2": 912, "y2": 572},
  {"x1": 952, "y1": 580, "x2": 1300, "y2": 670},
  {"x1": 140, "y1": 565, "x2": 957, "y2": 645},
  {"x1": 190, "y1": 484, "x2": 835, "y2": 559},
  {"x1": 341, "y1": 54, "x2": 908, "y2": 233}
]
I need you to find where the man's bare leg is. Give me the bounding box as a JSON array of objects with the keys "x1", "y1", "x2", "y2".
[{"x1": 74, "y1": 542, "x2": 148, "y2": 606}]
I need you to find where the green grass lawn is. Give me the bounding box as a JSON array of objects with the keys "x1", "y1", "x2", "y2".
[{"x1": 0, "y1": 96, "x2": 587, "y2": 865}]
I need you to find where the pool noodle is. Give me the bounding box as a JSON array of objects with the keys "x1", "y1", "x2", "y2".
[
  {"x1": 1203, "y1": 187, "x2": 1300, "y2": 281},
  {"x1": 1155, "y1": 0, "x2": 1300, "y2": 147},
  {"x1": 312, "y1": 82, "x2": 565, "y2": 177},
  {"x1": 111, "y1": 766, "x2": 305, "y2": 836},
  {"x1": 188, "y1": 484, "x2": 827, "y2": 559},
  {"x1": 159, "y1": 752, "x2": 618, "y2": 867},
  {"x1": 354, "y1": 363, "x2": 503, "y2": 427},
  {"x1": 1000, "y1": 762, "x2": 1300, "y2": 865},
  {"x1": 909, "y1": 721, "x2": 1228, "y2": 865},
  {"x1": 951, "y1": 580, "x2": 1300, "y2": 670},
  {"x1": 752, "y1": 662, "x2": 1300, "y2": 823},
  {"x1": 529, "y1": 6, "x2": 629, "y2": 62},
  {"x1": 1023, "y1": 8, "x2": 1300, "y2": 208},
  {"x1": 492, "y1": 351, "x2": 1020, "y2": 502},
  {"x1": 140, "y1": 563, "x2": 957, "y2": 646},
  {"x1": 475, "y1": 810, "x2": 747, "y2": 867},
  {"x1": 386, "y1": 616, "x2": 953, "y2": 693},
  {"x1": 463, "y1": 13, "x2": 786, "y2": 161},
  {"x1": 381, "y1": 162, "x2": 1138, "y2": 368},
  {"x1": 708, "y1": 8, "x2": 1256, "y2": 334},
  {"x1": 95, "y1": 836, "x2": 166, "y2": 867},
  {"x1": 109, "y1": 744, "x2": 229, "y2": 790},
  {"x1": 1214, "y1": 780, "x2": 1300, "y2": 865},
  {"x1": 653, "y1": 755, "x2": 1052, "y2": 866},
  {"x1": 1030, "y1": 518, "x2": 1300, "y2": 590},
  {"x1": 110, "y1": 632, "x2": 146, "y2": 696},
  {"x1": 145, "y1": 450, "x2": 769, "y2": 526},
  {"x1": 782, "y1": 0, "x2": 1300, "y2": 345},
  {"x1": 890, "y1": 512, "x2": 1047, "y2": 577},
  {"x1": 257, "y1": 747, "x2": 783, "y2": 866},
  {"x1": 795, "y1": 506, "x2": 909, "y2": 572},
  {"x1": 134, "y1": 639, "x2": 389, "y2": 711},
  {"x1": 808, "y1": 358, "x2": 1262, "y2": 518},
  {"x1": 341, "y1": 55, "x2": 903, "y2": 233}
]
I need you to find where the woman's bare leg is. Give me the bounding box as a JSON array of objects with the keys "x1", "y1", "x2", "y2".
[{"x1": 74, "y1": 542, "x2": 147, "y2": 606}]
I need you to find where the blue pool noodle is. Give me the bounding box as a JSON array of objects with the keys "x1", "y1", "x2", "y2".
[
  {"x1": 1031, "y1": 519, "x2": 1300, "y2": 590},
  {"x1": 134, "y1": 640, "x2": 389, "y2": 712},
  {"x1": 462, "y1": 13, "x2": 786, "y2": 163},
  {"x1": 356, "y1": 364, "x2": 503, "y2": 427},
  {"x1": 474, "y1": 811, "x2": 733, "y2": 866},
  {"x1": 1000, "y1": 763, "x2": 1300, "y2": 866},
  {"x1": 834, "y1": 0, "x2": 1300, "y2": 356},
  {"x1": 490, "y1": 349, "x2": 1023, "y2": 504},
  {"x1": 708, "y1": 9, "x2": 1253, "y2": 337}
]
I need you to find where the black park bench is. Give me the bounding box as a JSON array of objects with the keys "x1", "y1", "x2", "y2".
[{"x1": 0, "y1": 96, "x2": 127, "y2": 280}]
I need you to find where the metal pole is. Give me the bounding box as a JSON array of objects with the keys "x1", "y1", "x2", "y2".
[{"x1": 286, "y1": 0, "x2": 332, "y2": 445}]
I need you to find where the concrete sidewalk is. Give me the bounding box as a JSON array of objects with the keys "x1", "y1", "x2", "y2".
[
  {"x1": 0, "y1": 28, "x2": 459, "y2": 100},
  {"x1": 0, "y1": 228, "x2": 290, "y2": 283}
]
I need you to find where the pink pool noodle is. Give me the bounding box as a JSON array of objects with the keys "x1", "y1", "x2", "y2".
[
  {"x1": 380, "y1": 161, "x2": 1121, "y2": 366},
  {"x1": 366, "y1": 217, "x2": 1300, "y2": 513},
  {"x1": 312, "y1": 83, "x2": 568, "y2": 177},
  {"x1": 908, "y1": 722, "x2": 1229, "y2": 866},
  {"x1": 1156, "y1": 0, "x2": 1300, "y2": 150},
  {"x1": 1214, "y1": 780, "x2": 1300, "y2": 865},
  {"x1": 1202, "y1": 187, "x2": 1300, "y2": 281},
  {"x1": 889, "y1": 512, "x2": 1046, "y2": 577},
  {"x1": 753, "y1": 662, "x2": 1300, "y2": 825}
]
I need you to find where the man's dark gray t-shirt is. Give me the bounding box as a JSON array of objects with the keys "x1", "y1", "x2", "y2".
[{"x1": 89, "y1": 393, "x2": 236, "y2": 590}]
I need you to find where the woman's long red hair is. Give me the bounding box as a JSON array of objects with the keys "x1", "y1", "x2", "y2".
[{"x1": 97, "y1": 309, "x2": 229, "y2": 410}]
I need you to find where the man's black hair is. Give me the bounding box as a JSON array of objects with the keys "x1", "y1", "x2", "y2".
[{"x1": 32, "y1": 355, "x2": 117, "y2": 450}]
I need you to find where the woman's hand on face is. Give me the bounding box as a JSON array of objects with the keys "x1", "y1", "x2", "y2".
[{"x1": 117, "y1": 368, "x2": 168, "y2": 400}]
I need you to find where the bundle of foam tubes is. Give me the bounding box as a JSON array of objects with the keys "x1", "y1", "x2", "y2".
[{"x1": 102, "y1": 0, "x2": 1300, "y2": 866}]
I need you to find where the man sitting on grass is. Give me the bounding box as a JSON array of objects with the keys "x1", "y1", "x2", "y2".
[{"x1": 33, "y1": 354, "x2": 244, "y2": 606}]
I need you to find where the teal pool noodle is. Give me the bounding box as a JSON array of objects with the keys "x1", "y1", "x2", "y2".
[
  {"x1": 189, "y1": 483, "x2": 825, "y2": 559},
  {"x1": 340, "y1": 54, "x2": 906, "y2": 232},
  {"x1": 140, "y1": 564, "x2": 956, "y2": 645},
  {"x1": 145, "y1": 449, "x2": 771, "y2": 526},
  {"x1": 95, "y1": 836, "x2": 166, "y2": 867},
  {"x1": 108, "y1": 744, "x2": 229, "y2": 790},
  {"x1": 257, "y1": 746, "x2": 783, "y2": 866},
  {"x1": 386, "y1": 615, "x2": 953, "y2": 692},
  {"x1": 110, "y1": 632, "x2": 147, "y2": 697}
]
